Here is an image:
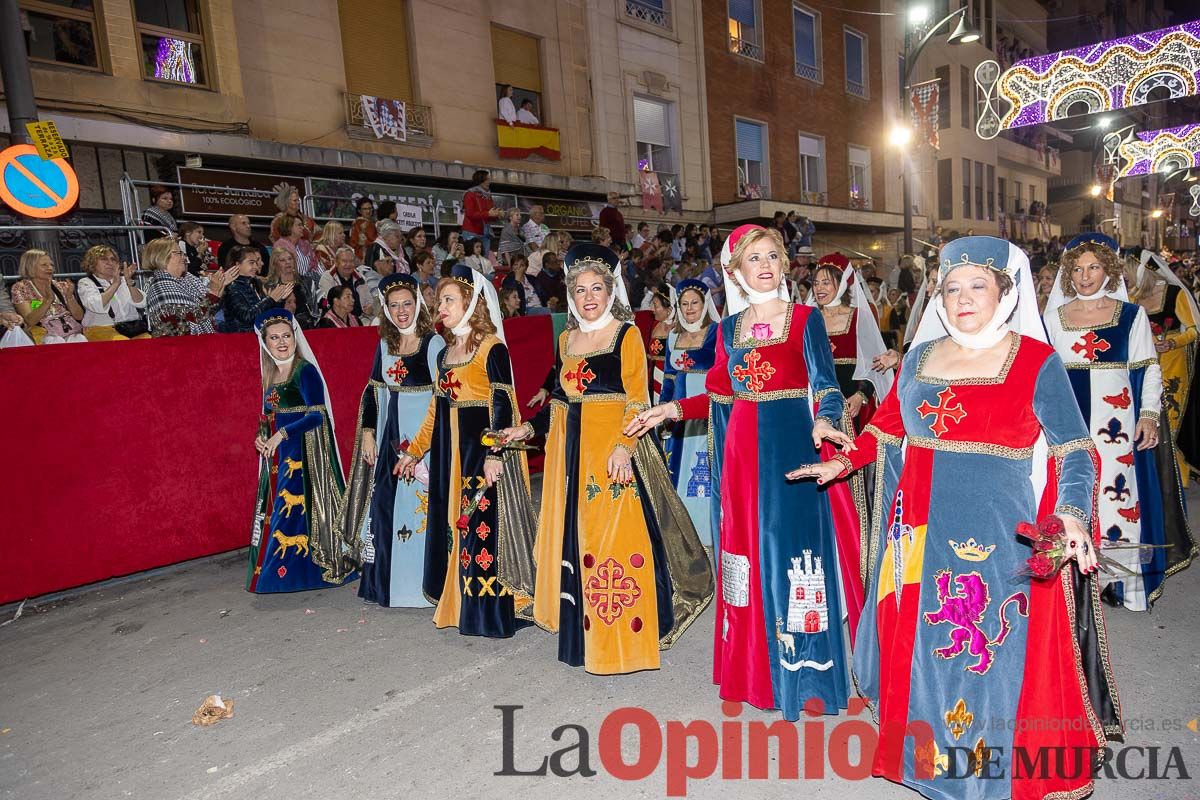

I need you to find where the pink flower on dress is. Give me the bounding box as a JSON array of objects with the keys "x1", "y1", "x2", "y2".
[{"x1": 750, "y1": 322, "x2": 772, "y2": 340}]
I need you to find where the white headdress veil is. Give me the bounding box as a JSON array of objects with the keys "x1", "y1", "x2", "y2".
[
  {"x1": 377, "y1": 275, "x2": 428, "y2": 336},
  {"x1": 674, "y1": 280, "x2": 721, "y2": 333},
  {"x1": 255, "y1": 309, "x2": 343, "y2": 465},
  {"x1": 720, "y1": 225, "x2": 790, "y2": 317},
  {"x1": 1135, "y1": 248, "x2": 1200, "y2": 325},
  {"x1": 909, "y1": 237, "x2": 1047, "y2": 496},
  {"x1": 449, "y1": 267, "x2": 506, "y2": 344},
  {"x1": 564, "y1": 247, "x2": 631, "y2": 332},
  {"x1": 1044, "y1": 238, "x2": 1129, "y2": 318}
]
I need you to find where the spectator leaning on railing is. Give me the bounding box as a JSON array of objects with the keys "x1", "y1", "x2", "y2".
[
  {"x1": 78, "y1": 245, "x2": 149, "y2": 341},
  {"x1": 462, "y1": 169, "x2": 502, "y2": 254},
  {"x1": 11, "y1": 249, "x2": 86, "y2": 344},
  {"x1": 141, "y1": 185, "x2": 177, "y2": 240},
  {"x1": 144, "y1": 237, "x2": 234, "y2": 337}
]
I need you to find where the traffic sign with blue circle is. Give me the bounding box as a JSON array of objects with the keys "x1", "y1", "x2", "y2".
[{"x1": 0, "y1": 144, "x2": 80, "y2": 219}]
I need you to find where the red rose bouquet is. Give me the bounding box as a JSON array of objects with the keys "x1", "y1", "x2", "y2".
[{"x1": 1015, "y1": 515, "x2": 1164, "y2": 580}]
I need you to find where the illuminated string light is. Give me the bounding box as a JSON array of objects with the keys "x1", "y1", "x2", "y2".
[
  {"x1": 976, "y1": 20, "x2": 1200, "y2": 140},
  {"x1": 154, "y1": 38, "x2": 197, "y2": 84}
]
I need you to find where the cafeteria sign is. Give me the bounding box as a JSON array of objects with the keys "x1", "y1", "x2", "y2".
[{"x1": 310, "y1": 177, "x2": 600, "y2": 231}]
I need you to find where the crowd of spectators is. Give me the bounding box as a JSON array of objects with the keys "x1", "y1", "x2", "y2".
[{"x1": 13, "y1": 168, "x2": 1190, "y2": 350}]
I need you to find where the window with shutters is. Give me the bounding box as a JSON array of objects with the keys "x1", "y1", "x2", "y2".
[
  {"x1": 960, "y1": 65, "x2": 972, "y2": 129},
  {"x1": 735, "y1": 118, "x2": 768, "y2": 197},
  {"x1": 728, "y1": 0, "x2": 762, "y2": 61},
  {"x1": 20, "y1": 1, "x2": 102, "y2": 70},
  {"x1": 634, "y1": 96, "x2": 675, "y2": 175},
  {"x1": 935, "y1": 65, "x2": 950, "y2": 130},
  {"x1": 843, "y1": 27, "x2": 867, "y2": 98},
  {"x1": 938, "y1": 159, "x2": 953, "y2": 221},
  {"x1": 133, "y1": 0, "x2": 208, "y2": 86},
  {"x1": 975, "y1": 161, "x2": 985, "y2": 219},
  {"x1": 848, "y1": 145, "x2": 871, "y2": 209},
  {"x1": 338, "y1": 0, "x2": 413, "y2": 102},
  {"x1": 798, "y1": 133, "x2": 826, "y2": 203},
  {"x1": 492, "y1": 26, "x2": 544, "y2": 123},
  {"x1": 962, "y1": 158, "x2": 972, "y2": 219},
  {"x1": 1014, "y1": 180, "x2": 1023, "y2": 213},
  {"x1": 986, "y1": 164, "x2": 995, "y2": 221},
  {"x1": 793, "y1": 4, "x2": 821, "y2": 83}
]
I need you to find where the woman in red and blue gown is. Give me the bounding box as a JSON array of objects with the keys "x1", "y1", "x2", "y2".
[
  {"x1": 794, "y1": 237, "x2": 1122, "y2": 800},
  {"x1": 628, "y1": 225, "x2": 860, "y2": 721}
]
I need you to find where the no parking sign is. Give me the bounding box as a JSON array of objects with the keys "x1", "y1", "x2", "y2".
[{"x1": 0, "y1": 144, "x2": 80, "y2": 218}]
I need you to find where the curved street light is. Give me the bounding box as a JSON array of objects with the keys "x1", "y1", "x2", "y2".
[{"x1": 899, "y1": 5, "x2": 984, "y2": 254}]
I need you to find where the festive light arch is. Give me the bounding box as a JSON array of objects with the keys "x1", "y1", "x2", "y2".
[
  {"x1": 976, "y1": 21, "x2": 1200, "y2": 140},
  {"x1": 1104, "y1": 124, "x2": 1200, "y2": 179}
]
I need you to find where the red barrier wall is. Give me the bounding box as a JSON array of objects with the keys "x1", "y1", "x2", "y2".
[
  {"x1": 1, "y1": 312, "x2": 654, "y2": 603},
  {"x1": 0, "y1": 312, "x2": 586, "y2": 604}
]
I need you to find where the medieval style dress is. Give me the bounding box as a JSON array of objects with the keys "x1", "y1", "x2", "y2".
[
  {"x1": 659, "y1": 324, "x2": 718, "y2": 547},
  {"x1": 840, "y1": 333, "x2": 1122, "y2": 800},
  {"x1": 1046, "y1": 302, "x2": 1196, "y2": 610},
  {"x1": 530, "y1": 322, "x2": 713, "y2": 674},
  {"x1": 339, "y1": 333, "x2": 446, "y2": 607},
  {"x1": 247, "y1": 358, "x2": 357, "y2": 592},
  {"x1": 674, "y1": 304, "x2": 862, "y2": 721},
  {"x1": 1140, "y1": 282, "x2": 1199, "y2": 479},
  {"x1": 405, "y1": 335, "x2": 538, "y2": 637}
]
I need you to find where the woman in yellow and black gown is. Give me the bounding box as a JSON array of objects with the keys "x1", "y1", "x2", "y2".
[
  {"x1": 502, "y1": 244, "x2": 713, "y2": 674},
  {"x1": 399, "y1": 265, "x2": 537, "y2": 638},
  {"x1": 1134, "y1": 249, "x2": 1200, "y2": 482}
]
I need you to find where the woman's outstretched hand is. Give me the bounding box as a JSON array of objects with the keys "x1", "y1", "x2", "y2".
[
  {"x1": 623, "y1": 403, "x2": 678, "y2": 438},
  {"x1": 812, "y1": 417, "x2": 854, "y2": 451},
  {"x1": 785, "y1": 460, "x2": 845, "y2": 485}
]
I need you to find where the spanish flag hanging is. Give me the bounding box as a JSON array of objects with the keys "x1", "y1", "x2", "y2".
[{"x1": 496, "y1": 120, "x2": 561, "y2": 161}]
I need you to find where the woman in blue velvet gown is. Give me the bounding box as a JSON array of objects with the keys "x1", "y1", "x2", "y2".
[
  {"x1": 247, "y1": 308, "x2": 358, "y2": 593},
  {"x1": 339, "y1": 274, "x2": 445, "y2": 607},
  {"x1": 660, "y1": 279, "x2": 720, "y2": 548}
]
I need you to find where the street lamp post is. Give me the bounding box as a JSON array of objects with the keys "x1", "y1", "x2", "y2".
[{"x1": 897, "y1": 3, "x2": 980, "y2": 255}]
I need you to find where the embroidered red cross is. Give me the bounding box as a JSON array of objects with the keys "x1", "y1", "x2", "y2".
[
  {"x1": 917, "y1": 386, "x2": 967, "y2": 437},
  {"x1": 650, "y1": 339, "x2": 664, "y2": 356},
  {"x1": 265, "y1": 388, "x2": 281, "y2": 408},
  {"x1": 584, "y1": 557, "x2": 642, "y2": 625},
  {"x1": 731, "y1": 349, "x2": 777, "y2": 392},
  {"x1": 675, "y1": 353, "x2": 696, "y2": 371},
  {"x1": 1071, "y1": 331, "x2": 1111, "y2": 362},
  {"x1": 385, "y1": 360, "x2": 409, "y2": 383},
  {"x1": 438, "y1": 370, "x2": 462, "y2": 400},
  {"x1": 564, "y1": 360, "x2": 597, "y2": 394}
]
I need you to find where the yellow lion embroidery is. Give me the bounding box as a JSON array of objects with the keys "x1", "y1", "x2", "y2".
[
  {"x1": 278, "y1": 489, "x2": 306, "y2": 517},
  {"x1": 272, "y1": 530, "x2": 309, "y2": 558}
]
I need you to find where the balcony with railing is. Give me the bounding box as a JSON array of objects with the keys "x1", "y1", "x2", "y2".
[
  {"x1": 795, "y1": 61, "x2": 821, "y2": 82},
  {"x1": 625, "y1": 0, "x2": 671, "y2": 30},
  {"x1": 345, "y1": 93, "x2": 434, "y2": 147},
  {"x1": 846, "y1": 79, "x2": 866, "y2": 99},
  {"x1": 729, "y1": 36, "x2": 763, "y2": 60},
  {"x1": 800, "y1": 190, "x2": 827, "y2": 206}
]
